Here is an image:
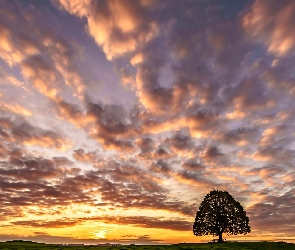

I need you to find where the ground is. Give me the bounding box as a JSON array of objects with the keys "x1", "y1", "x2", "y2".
[{"x1": 0, "y1": 241, "x2": 295, "y2": 250}]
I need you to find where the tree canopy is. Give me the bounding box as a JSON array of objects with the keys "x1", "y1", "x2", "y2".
[{"x1": 193, "y1": 190, "x2": 251, "y2": 242}]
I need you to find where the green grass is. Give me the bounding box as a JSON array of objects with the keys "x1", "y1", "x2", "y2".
[{"x1": 0, "y1": 241, "x2": 295, "y2": 250}]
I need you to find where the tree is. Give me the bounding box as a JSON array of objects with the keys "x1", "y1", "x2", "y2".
[{"x1": 193, "y1": 190, "x2": 251, "y2": 242}]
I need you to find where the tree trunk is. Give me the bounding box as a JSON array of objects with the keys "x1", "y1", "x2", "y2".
[{"x1": 218, "y1": 232, "x2": 223, "y2": 242}]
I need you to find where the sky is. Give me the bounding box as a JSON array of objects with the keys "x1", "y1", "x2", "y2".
[{"x1": 0, "y1": 0, "x2": 295, "y2": 245}]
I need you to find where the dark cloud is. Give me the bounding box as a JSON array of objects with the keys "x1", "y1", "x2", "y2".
[
  {"x1": 73, "y1": 148, "x2": 100, "y2": 163},
  {"x1": 150, "y1": 159, "x2": 171, "y2": 175},
  {"x1": 135, "y1": 137, "x2": 155, "y2": 159},
  {"x1": 11, "y1": 219, "x2": 79, "y2": 228},
  {"x1": 245, "y1": 164, "x2": 284, "y2": 179},
  {"x1": 253, "y1": 146, "x2": 295, "y2": 164},
  {"x1": 96, "y1": 215, "x2": 192, "y2": 231},
  {"x1": 153, "y1": 147, "x2": 171, "y2": 159},
  {"x1": 137, "y1": 137, "x2": 155, "y2": 154},
  {"x1": 248, "y1": 189, "x2": 295, "y2": 235},
  {"x1": 171, "y1": 130, "x2": 194, "y2": 151},
  {"x1": 228, "y1": 78, "x2": 272, "y2": 111},
  {"x1": 0, "y1": 156, "x2": 74, "y2": 181},
  {"x1": 1, "y1": 151, "x2": 197, "y2": 217},
  {"x1": 0, "y1": 177, "x2": 93, "y2": 208},
  {"x1": 11, "y1": 215, "x2": 192, "y2": 232},
  {"x1": 203, "y1": 146, "x2": 223, "y2": 158},
  {"x1": 182, "y1": 158, "x2": 205, "y2": 171},
  {"x1": 86, "y1": 99, "x2": 140, "y2": 151},
  {"x1": 55, "y1": 100, "x2": 86, "y2": 128},
  {"x1": 0, "y1": 116, "x2": 69, "y2": 150},
  {"x1": 176, "y1": 170, "x2": 213, "y2": 189},
  {"x1": 221, "y1": 127, "x2": 261, "y2": 146},
  {"x1": 0, "y1": 151, "x2": 95, "y2": 215},
  {"x1": 88, "y1": 168, "x2": 170, "y2": 210}
]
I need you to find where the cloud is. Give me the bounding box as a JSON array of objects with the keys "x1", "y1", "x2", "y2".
[
  {"x1": 219, "y1": 127, "x2": 261, "y2": 146},
  {"x1": 85, "y1": 99, "x2": 139, "y2": 151},
  {"x1": 5, "y1": 152, "x2": 197, "y2": 217},
  {"x1": 119, "y1": 234, "x2": 163, "y2": 243},
  {"x1": 97, "y1": 215, "x2": 192, "y2": 231},
  {"x1": 136, "y1": 137, "x2": 155, "y2": 154},
  {"x1": 55, "y1": 100, "x2": 89, "y2": 128},
  {"x1": 152, "y1": 147, "x2": 171, "y2": 159},
  {"x1": 260, "y1": 124, "x2": 294, "y2": 148},
  {"x1": 136, "y1": 137, "x2": 173, "y2": 160},
  {"x1": 248, "y1": 189, "x2": 295, "y2": 235},
  {"x1": 58, "y1": 0, "x2": 158, "y2": 60},
  {"x1": 11, "y1": 215, "x2": 192, "y2": 232},
  {"x1": 136, "y1": 59, "x2": 173, "y2": 113},
  {"x1": 0, "y1": 102, "x2": 32, "y2": 116},
  {"x1": 11, "y1": 219, "x2": 79, "y2": 228},
  {"x1": 0, "y1": 0, "x2": 85, "y2": 104},
  {"x1": 0, "y1": 120, "x2": 198, "y2": 217},
  {"x1": 55, "y1": 0, "x2": 257, "y2": 131},
  {"x1": 0, "y1": 11, "x2": 38, "y2": 66},
  {"x1": 0, "y1": 155, "x2": 74, "y2": 181},
  {"x1": 22, "y1": 55, "x2": 59, "y2": 98},
  {"x1": 0, "y1": 67, "x2": 33, "y2": 117},
  {"x1": 175, "y1": 170, "x2": 213, "y2": 189},
  {"x1": 0, "y1": 172, "x2": 94, "y2": 209},
  {"x1": 182, "y1": 158, "x2": 205, "y2": 171},
  {"x1": 150, "y1": 159, "x2": 171, "y2": 175},
  {"x1": 170, "y1": 130, "x2": 194, "y2": 151},
  {"x1": 202, "y1": 146, "x2": 224, "y2": 159},
  {"x1": 73, "y1": 148, "x2": 100, "y2": 163},
  {"x1": 0, "y1": 150, "x2": 96, "y2": 213},
  {"x1": 243, "y1": 0, "x2": 295, "y2": 56},
  {"x1": 56, "y1": 1, "x2": 244, "y2": 113},
  {"x1": 0, "y1": 117, "x2": 71, "y2": 151},
  {"x1": 252, "y1": 146, "x2": 295, "y2": 164},
  {"x1": 243, "y1": 164, "x2": 287, "y2": 188}
]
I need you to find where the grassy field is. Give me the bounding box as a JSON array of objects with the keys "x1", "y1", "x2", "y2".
[{"x1": 1, "y1": 241, "x2": 295, "y2": 250}]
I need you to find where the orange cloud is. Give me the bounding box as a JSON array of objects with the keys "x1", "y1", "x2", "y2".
[
  {"x1": 0, "y1": 21, "x2": 39, "y2": 66},
  {"x1": 0, "y1": 102, "x2": 32, "y2": 116},
  {"x1": 243, "y1": 0, "x2": 295, "y2": 56},
  {"x1": 56, "y1": 0, "x2": 91, "y2": 17},
  {"x1": 0, "y1": 67, "x2": 23, "y2": 87},
  {"x1": 0, "y1": 4, "x2": 86, "y2": 107},
  {"x1": 73, "y1": 148, "x2": 100, "y2": 163},
  {"x1": 21, "y1": 56, "x2": 58, "y2": 98},
  {"x1": 56, "y1": 100, "x2": 92, "y2": 128},
  {"x1": 22, "y1": 136, "x2": 71, "y2": 151},
  {"x1": 58, "y1": 0, "x2": 158, "y2": 60}
]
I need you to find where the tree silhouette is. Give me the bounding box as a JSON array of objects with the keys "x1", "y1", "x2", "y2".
[{"x1": 193, "y1": 190, "x2": 251, "y2": 242}]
